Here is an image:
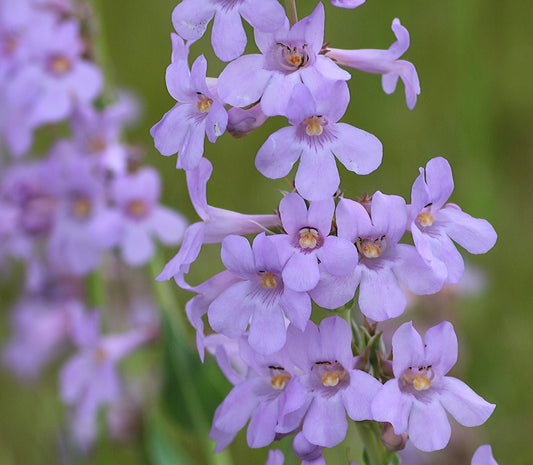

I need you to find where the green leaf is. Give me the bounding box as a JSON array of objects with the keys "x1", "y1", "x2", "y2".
[{"x1": 145, "y1": 414, "x2": 190, "y2": 465}]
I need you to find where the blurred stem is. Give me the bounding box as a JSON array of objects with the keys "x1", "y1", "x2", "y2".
[
  {"x1": 285, "y1": 0, "x2": 298, "y2": 25},
  {"x1": 87, "y1": 271, "x2": 105, "y2": 307},
  {"x1": 149, "y1": 252, "x2": 234, "y2": 465},
  {"x1": 356, "y1": 421, "x2": 388, "y2": 465}
]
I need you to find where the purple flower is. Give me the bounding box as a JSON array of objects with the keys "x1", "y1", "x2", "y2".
[
  {"x1": 151, "y1": 34, "x2": 228, "y2": 170},
  {"x1": 330, "y1": 0, "x2": 365, "y2": 8},
  {"x1": 60, "y1": 306, "x2": 151, "y2": 436},
  {"x1": 157, "y1": 158, "x2": 279, "y2": 288},
  {"x1": 256, "y1": 83, "x2": 382, "y2": 200},
  {"x1": 291, "y1": 316, "x2": 382, "y2": 448},
  {"x1": 310, "y1": 192, "x2": 444, "y2": 321},
  {"x1": 265, "y1": 449, "x2": 284, "y2": 465},
  {"x1": 208, "y1": 233, "x2": 311, "y2": 355},
  {"x1": 217, "y1": 3, "x2": 351, "y2": 117},
  {"x1": 210, "y1": 333, "x2": 307, "y2": 450},
  {"x1": 227, "y1": 103, "x2": 268, "y2": 137},
  {"x1": 111, "y1": 167, "x2": 187, "y2": 266},
  {"x1": 172, "y1": 0, "x2": 285, "y2": 62},
  {"x1": 47, "y1": 156, "x2": 120, "y2": 275},
  {"x1": 293, "y1": 432, "x2": 326, "y2": 465},
  {"x1": 472, "y1": 445, "x2": 498, "y2": 465},
  {"x1": 409, "y1": 156, "x2": 497, "y2": 285},
  {"x1": 326, "y1": 19, "x2": 420, "y2": 109},
  {"x1": 372, "y1": 321, "x2": 495, "y2": 452},
  {"x1": 270, "y1": 192, "x2": 357, "y2": 291}
]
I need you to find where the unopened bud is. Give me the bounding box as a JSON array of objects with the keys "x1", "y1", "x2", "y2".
[
  {"x1": 227, "y1": 104, "x2": 268, "y2": 138},
  {"x1": 381, "y1": 422, "x2": 408, "y2": 452}
]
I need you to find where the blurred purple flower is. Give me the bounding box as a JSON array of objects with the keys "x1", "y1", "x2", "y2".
[
  {"x1": 472, "y1": 444, "x2": 498, "y2": 465},
  {"x1": 372, "y1": 321, "x2": 495, "y2": 451}
]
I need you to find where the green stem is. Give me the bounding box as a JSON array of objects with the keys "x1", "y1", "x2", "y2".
[
  {"x1": 356, "y1": 421, "x2": 389, "y2": 465},
  {"x1": 284, "y1": 0, "x2": 298, "y2": 26}
]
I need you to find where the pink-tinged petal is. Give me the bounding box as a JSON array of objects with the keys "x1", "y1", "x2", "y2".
[
  {"x1": 170, "y1": 32, "x2": 190, "y2": 65},
  {"x1": 208, "y1": 281, "x2": 254, "y2": 338},
  {"x1": 331, "y1": 0, "x2": 365, "y2": 8},
  {"x1": 315, "y1": 80, "x2": 350, "y2": 123},
  {"x1": 425, "y1": 157, "x2": 454, "y2": 210},
  {"x1": 256, "y1": 126, "x2": 302, "y2": 179},
  {"x1": 253, "y1": 233, "x2": 283, "y2": 272},
  {"x1": 265, "y1": 449, "x2": 285, "y2": 465},
  {"x1": 318, "y1": 316, "x2": 353, "y2": 367},
  {"x1": 248, "y1": 301, "x2": 286, "y2": 355},
  {"x1": 316, "y1": 237, "x2": 357, "y2": 276},
  {"x1": 102, "y1": 330, "x2": 148, "y2": 362},
  {"x1": 358, "y1": 266, "x2": 406, "y2": 321},
  {"x1": 30, "y1": 86, "x2": 71, "y2": 126},
  {"x1": 68, "y1": 305, "x2": 100, "y2": 348},
  {"x1": 90, "y1": 210, "x2": 122, "y2": 249},
  {"x1": 150, "y1": 104, "x2": 189, "y2": 156},
  {"x1": 336, "y1": 197, "x2": 372, "y2": 241},
  {"x1": 309, "y1": 266, "x2": 360, "y2": 309},
  {"x1": 389, "y1": 18, "x2": 410, "y2": 58},
  {"x1": 60, "y1": 354, "x2": 93, "y2": 404},
  {"x1": 69, "y1": 61, "x2": 103, "y2": 103},
  {"x1": 221, "y1": 235, "x2": 256, "y2": 278},
  {"x1": 303, "y1": 395, "x2": 347, "y2": 448},
  {"x1": 190, "y1": 55, "x2": 210, "y2": 96},
  {"x1": 423, "y1": 321, "x2": 457, "y2": 376},
  {"x1": 343, "y1": 370, "x2": 382, "y2": 421},
  {"x1": 177, "y1": 122, "x2": 206, "y2": 170},
  {"x1": 370, "y1": 192, "x2": 407, "y2": 243},
  {"x1": 438, "y1": 376, "x2": 495, "y2": 427},
  {"x1": 279, "y1": 193, "x2": 308, "y2": 234},
  {"x1": 313, "y1": 55, "x2": 352, "y2": 81},
  {"x1": 205, "y1": 209, "x2": 280, "y2": 242},
  {"x1": 261, "y1": 73, "x2": 300, "y2": 117},
  {"x1": 371, "y1": 379, "x2": 412, "y2": 434},
  {"x1": 122, "y1": 225, "x2": 154, "y2": 266},
  {"x1": 439, "y1": 206, "x2": 497, "y2": 254},
  {"x1": 439, "y1": 240, "x2": 464, "y2": 285},
  {"x1": 471, "y1": 445, "x2": 498, "y2": 465},
  {"x1": 205, "y1": 100, "x2": 228, "y2": 143},
  {"x1": 280, "y1": 288, "x2": 311, "y2": 331},
  {"x1": 410, "y1": 221, "x2": 436, "y2": 263},
  {"x1": 388, "y1": 60, "x2": 420, "y2": 110},
  {"x1": 212, "y1": 9, "x2": 246, "y2": 62},
  {"x1": 409, "y1": 167, "x2": 431, "y2": 221},
  {"x1": 283, "y1": 253, "x2": 319, "y2": 292},
  {"x1": 218, "y1": 54, "x2": 270, "y2": 107},
  {"x1": 186, "y1": 157, "x2": 212, "y2": 220},
  {"x1": 286, "y1": 84, "x2": 316, "y2": 126},
  {"x1": 77, "y1": 361, "x2": 121, "y2": 419},
  {"x1": 331, "y1": 123, "x2": 383, "y2": 175},
  {"x1": 391, "y1": 321, "x2": 425, "y2": 377},
  {"x1": 156, "y1": 222, "x2": 204, "y2": 284},
  {"x1": 295, "y1": 3, "x2": 324, "y2": 54},
  {"x1": 166, "y1": 61, "x2": 193, "y2": 103},
  {"x1": 308, "y1": 197, "x2": 335, "y2": 236},
  {"x1": 151, "y1": 207, "x2": 187, "y2": 245},
  {"x1": 240, "y1": 0, "x2": 285, "y2": 32},
  {"x1": 172, "y1": 0, "x2": 214, "y2": 41},
  {"x1": 393, "y1": 244, "x2": 445, "y2": 295},
  {"x1": 213, "y1": 379, "x2": 261, "y2": 432},
  {"x1": 295, "y1": 150, "x2": 340, "y2": 201},
  {"x1": 247, "y1": 401, "x2": 278, "y2": 448},
  {"x1": 408, "y1": 399, "x2": 451, "y2": 452}
]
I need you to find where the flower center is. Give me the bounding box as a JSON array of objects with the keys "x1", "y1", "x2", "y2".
[
  {"x1": 5, "y1": 36, "x2": 17, "y2": 54},
  {"x1": 269, "y1": 366, "x2": 291, "y2": 390},
  {"x1": 50, "y1": 54, "x2": 72, "y2": 76},
  {"x1": 416, "y1": 212, "x2": 434, "y2": 227},
  {"x1": 196, "y1": 94, "x2": 213, "y2": 113},
  {"x1": 88, "y1": 136, "x2": 107, "y2": 153},
  {"x1": 260, "y1": 271, "x2": 278, "y2": 289},
  {"x1": 127, "y1": 199, "x2": 149, "y2": 219},
  {"x1": 402, "y1": 366, "x2": 433, "y2": 391},
  {"x1": 355, "y1": 236, "x2": 386, "y2": 259},
  {"x1": 276, "y1": 42, "x2": 310, "y2": 71},
  {"x1": 298, "y1": 227, "x2": 320, "y2": 249},
  {"x1": 72, "y1": 197, "x2": 92, "y2": 219},
  {"x1": 315, "y1": 361, "x2": 347, "y2": 387},
  {"x1": 93, "y1": 347, "x2": 108, "y2": 363},
  {"x1": 304, "y1": 116, "x2": 324, "y2": 136}
]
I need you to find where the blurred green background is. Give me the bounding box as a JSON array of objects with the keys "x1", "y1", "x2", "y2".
[{"x1": 1, "y1": 0, "x2": 532, "y2": 463}]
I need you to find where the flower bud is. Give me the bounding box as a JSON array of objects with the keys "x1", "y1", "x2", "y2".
[
  {"x1": 381, "y1": 422, "x2": 408, "y2": 452},
  {"x1": 227, "y1": 104, "x2": 268, "y2": 138}
]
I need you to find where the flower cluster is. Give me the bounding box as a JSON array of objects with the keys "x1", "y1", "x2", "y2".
[
  {"x1": 0, "y1": 0, "x2": 184, "y2": 452},
  {"x1": 152, "y1": 0, "x2": 499, "y2": 463}
]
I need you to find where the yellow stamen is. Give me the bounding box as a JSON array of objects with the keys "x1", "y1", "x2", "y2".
[
  {"x1": 72, "y1": 198, "x2": 92, "y2": 219},
  {"x1": 127, "y1": 199, "x2": 149, "y2": 218},
  {"x1": 305, "y1": 116, "x2": 323, "y2": 136},
  {"x1": 261, "y1": 272, "x2": 277, "y2": 289},
  {"x1": 361, "y1": 242, "x2": 381, "y2": 258},
  {"x1": 94, "y1": 347, "x2": 107, "y2": 363},
  {"x1": 50, "y1": 55, "x2": 71, "y2": 76},
  {"x1": 286, "y1": 52, "x2": 303, "y2": 67},
  {"x1": 88, "y1": 136, "x2": 107, "y2": 153},
  {"x1": 271, "y1": 373, "x2": 291, "y2": 390},
  {"x1": 299, "y1": 227, "x2": 319, "y2": 249},
  {"x1": 417, "y1": 212, "x2": 434, "y2": 227},
  {"x1": 197, "y1": 96, "x2": 213, "y2": 113},
  {"x1": 412, "y1": 376, "x2": 431, "y2": 391},
  {"x1": 322, "y1": 368, "x2": 346, "y2": 387}
]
